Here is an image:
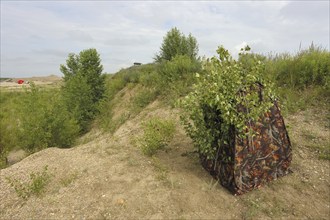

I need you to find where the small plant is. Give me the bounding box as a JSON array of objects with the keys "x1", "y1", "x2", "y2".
[
  {"x1": 138, "y1": 118, "x2": 175, "y2": 156},
  {"x1": 6, "y1": 165, "x2": 51, "y2": 199}
]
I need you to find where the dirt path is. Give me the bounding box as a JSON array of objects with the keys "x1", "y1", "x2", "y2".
[{"x1": 0, "y1": 104, "x2": 329, "y2": 219}]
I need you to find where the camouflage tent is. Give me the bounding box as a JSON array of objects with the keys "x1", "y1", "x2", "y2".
[{"x1": 199, "y1": 90, "x2": 292, "y2": 195}]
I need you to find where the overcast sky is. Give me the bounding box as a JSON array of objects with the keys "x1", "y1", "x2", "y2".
[{"x1": 1, "y1": 0, "x2": 329, "y2": 78}]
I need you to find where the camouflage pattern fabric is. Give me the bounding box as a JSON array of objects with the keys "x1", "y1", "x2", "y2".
[{"x1": 200, "y1": 102, "x2": 292, "y2": 195}]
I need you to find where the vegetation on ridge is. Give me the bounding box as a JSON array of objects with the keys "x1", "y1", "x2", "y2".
[{"x1": 1, "y1": 27, "x2": 329, "y2": 169}]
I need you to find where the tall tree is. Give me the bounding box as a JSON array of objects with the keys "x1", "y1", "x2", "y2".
[
  {"x1": 60, "y1": 48, "x2": 105, "y2": 132},
  {"x1": 155, "y1": 27, "x2": 199, "y2": 62},
  {"x1": 60, "y1": 48, "x2": 105, "y2": 103}
]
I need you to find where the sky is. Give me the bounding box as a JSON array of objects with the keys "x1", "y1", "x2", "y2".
[{"x1": 1, "y1": 0, "x2": 329, "y2": 78}]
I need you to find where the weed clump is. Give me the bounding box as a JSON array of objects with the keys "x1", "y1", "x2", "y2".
[
  {"x1": 138, "y1": 118, "x2": 175, "y2": 156},
  {"x1": 6, "y1": 165, "x2": 51, "y2": 200}
]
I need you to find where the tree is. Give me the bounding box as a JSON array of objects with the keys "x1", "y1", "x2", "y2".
[
  {"x1": 155, "y1": 27, "x2": 199, "y2": 62},
  {"x1": 61, "y1": 74, "x2": 95, "y2": 132},
  {"x1": 60, "y1": 48, "x2": 105, "y2": 103},
  {"x1": 60, "y1": 48, "x2": 106, "y2": 132}
]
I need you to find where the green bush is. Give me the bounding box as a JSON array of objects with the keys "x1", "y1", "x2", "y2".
[
  {"x1": 104, "y1": 74, "x2": 126, "y2": 98},
  {"x1": 159, "y1": 55, "x2": 200, "y2": 82},
  {"x1": 268, "y1": 44, "x2": 330, "y2": 90},
  {"x1": 152, "y1": 27, "x2": 201, "y2": 104},
  {"x1": 262, "y1": 44, "x2": 330, "y2": 114},
  {"x1": 138, "y1": 118, "x2": 175, "y2": 156},
  {"x1": 238, "y1": 44, "x2": 330, "y2": 114},
  {"x1": 19, "y1": 84, "x2": 79, "y2": 152},
  {"x1": 139, "y1": 69, "x2": 162, "y2": 88},
  {"x1": 180, "y1": 46, "x2": 276, "y2": 159},
  {"x1": 157, "y1": 55, "x2": 201, "y2": 103},
  {"x1": 0, "y1": 91, "x2": 23, "y2": 167}
]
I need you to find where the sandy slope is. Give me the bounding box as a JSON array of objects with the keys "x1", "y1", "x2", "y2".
[{"x1": 0, "y1": 101, "x2": 329, "y2": 219}]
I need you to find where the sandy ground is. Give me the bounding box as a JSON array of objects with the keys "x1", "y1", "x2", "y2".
[{"x1": 0, "y1": 99, "x2": 329, "y2": 219}]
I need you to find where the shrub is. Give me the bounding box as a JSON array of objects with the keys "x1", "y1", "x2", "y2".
[
  {"x1": 160, "y1": 55, "x2": 200, "y2": 80},
  {"x1": 138, "y1": 118, "x2": 175, "y2": 156},
  {"x1": 259, "y1": 44, "x2": 330, "y2": 114},
  {"x1": 180, "y1": 46, "x2": 276, "y2": 159},
  {"x1": 46, "y1": 97, "x2": 80, "y2": 147},
  {"x1": 157, "y1": 55, "x2": 201, "y2": 103},
  {"x1": 139, "y1": 69, "x2": 162, "y2": 89},
  {"x1": 0, "y1": 91, "x2": 23, "y2": 168},
  {"x1": 19, "y1": 84, "x2": 79, "y2": 152},
  {"x1": 267, "y1": 44, "x2": 330, "y2": 90},
  {"x1": 104, "y1": 74, "x2": 126, "y2": 98}
]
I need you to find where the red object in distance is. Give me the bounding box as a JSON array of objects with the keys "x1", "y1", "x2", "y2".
[{"x1": 17, "y1": 80, "x2": 24, "y2": 84}]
